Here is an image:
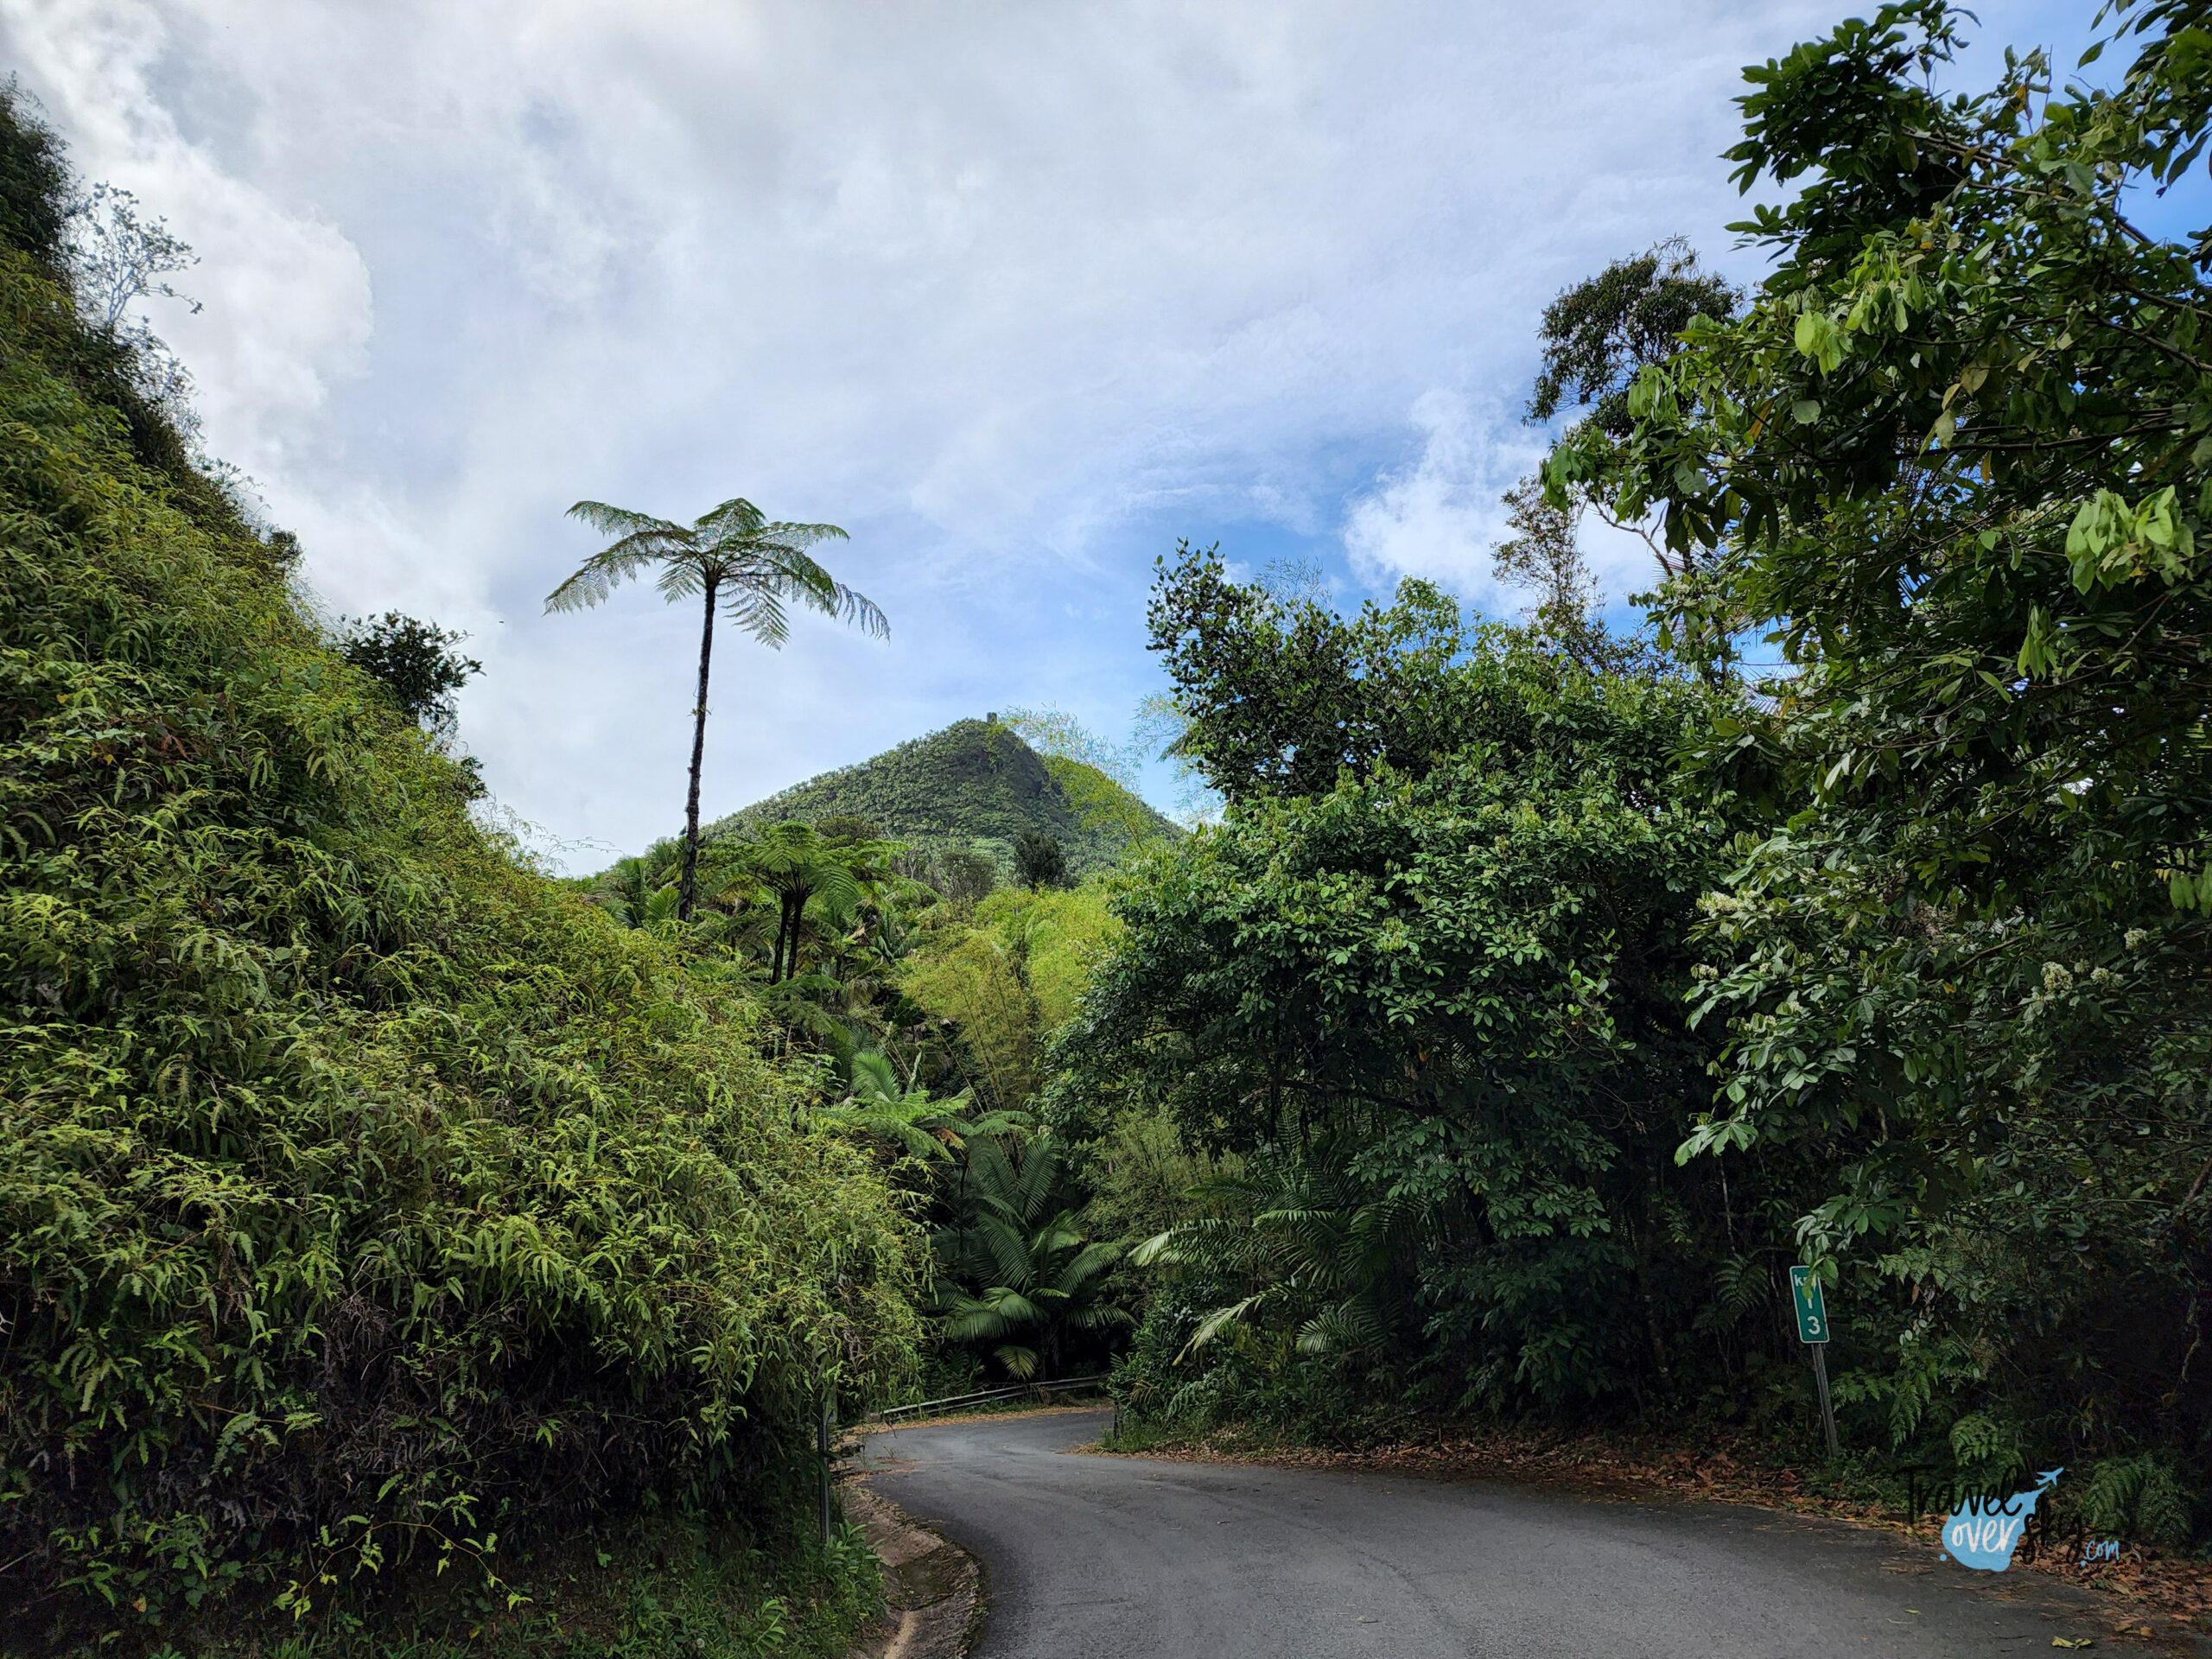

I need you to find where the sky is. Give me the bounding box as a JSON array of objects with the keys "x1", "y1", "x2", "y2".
[{"x1": 0, "y1": 0, "x2": 2119, "y2": 869}]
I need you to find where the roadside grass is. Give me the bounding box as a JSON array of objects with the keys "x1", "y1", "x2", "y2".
[{"x1": 3, "y1": 1517, "x2": 884, "y2": 1659}]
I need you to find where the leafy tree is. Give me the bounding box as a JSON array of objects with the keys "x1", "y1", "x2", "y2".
[
  {"x1": 904, "y1": 887, "x2": 1116, "y2": 1116},
  {"x1": 60, "y1": 180, "x2": 205, "y2": 443},
  {"x1": 1552, "y1": 0, "x2": 2212, "y2": 1487},
  {"x1": 1529, "y1": 237, "x2": 1740, "y2": 444},
  {"x1": 546, "y1": 498, "x2": 885, "y2": 921},
  {"x1": 64, "y1": 181, "x2": 199, "y2": 332},
  {"x1": 1069, "y1": 610, "x2": 1749, "y2": 1409},
  {"x1": 816, "y1": 813, "x2": 886, "y2": 846},
  {"x1": 1129, "y1": 1143, "x2": 1442, "y2": 1367},
  {"x1": 712, "y1": 820, "x2": 899, "y2": 983},
  {"x1": 1147, "y1": 542, "x2": 1484, "y2": 801},
  {"x1": 1513, "y1": 241, "x2": 1746, "y2": 618},
  {"x1": 917, "y1": 844, "x2": 1001, "y2": 907},
  {"x1": 1485, "y1": 476, "x2": 1655, "y2": 674},
  {"x1": 337, "y1": 609, "x2": 482, "y2": 734},
  {"x1": 1013, "y1": 829, "x2": 1068, "y2": 890},
  {"x1": 902, "y1": 911, "x2": 1045, "y2": 1112}
]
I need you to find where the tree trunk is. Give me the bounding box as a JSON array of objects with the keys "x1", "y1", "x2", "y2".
[
  {"x1": 677, "y1": 577, "x2": 719, "y2": 924},
  {"x1": 1635, "y1": 1156, "x2": 1672, "y2": 1389},
  {"x1": 773, "y1": 890, "x2": 803, "y2": 983}
]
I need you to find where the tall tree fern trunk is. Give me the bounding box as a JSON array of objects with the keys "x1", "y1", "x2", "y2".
[{"x1": 677, "y1": 576, "x2": 718, "y2": 923}]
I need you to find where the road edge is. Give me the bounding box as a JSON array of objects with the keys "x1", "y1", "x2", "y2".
[
  {"x1": 1082, "y1": 1436, "x2": 2209, "y2": 1649},
  {"x1": 841, "y1": 1482, "x2": 985, "y2": 1659}
]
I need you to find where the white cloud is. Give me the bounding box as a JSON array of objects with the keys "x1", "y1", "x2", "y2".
[
  {"x1": 1342, "y1": 391, "x2": 1541, "y2": 606},
  {"x1": 17, "y1": 0, "x2": 2050, "y2": 867},
  {"x1": 1342, "y1": 391, "x2": 1671, "y2": 614},
  {"x1": 5, "y1": 1, "x2": 372, "y2": 470}
]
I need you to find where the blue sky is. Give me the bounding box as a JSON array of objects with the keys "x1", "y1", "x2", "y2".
[{"x1": 1, "y1": 0, "x2": 2163, "y2": 868}]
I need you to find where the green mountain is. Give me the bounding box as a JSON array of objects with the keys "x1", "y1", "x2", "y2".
[{"x1": 705, "y1": 717, "x2": 1179, "y2": 875}]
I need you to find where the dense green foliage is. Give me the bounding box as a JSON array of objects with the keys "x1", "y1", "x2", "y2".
[
  {"x1": 145, "y1": 1517, "x2": 888, "y2": 1659},
  {"x1": 904, "y1": 886, "x2": 1119, "y2": 1117},
  {"x1": 1555, "y1": 0, "x2": 2212, "y2": 1495},
  {"x1": 931, "y1": 1137, "x2": 1128, "y2": 1381},
  {"x1": 0, "y1": 105, "x2": 920, "y2": 1642},
  {"x1": 334, "y1": 610, "x2": 481, "y2": 734},
  {"x1": 1079, "y1": 0, "x2": 2212, "y2": 1554},
  {"x1": 1065, "y1": 614, "x2": 1776, "y2": 1414},
  {"x1": 1011, "y1": 829, "x2": 1069, "y2": 891},
  {"x1": 705, "y1": 718, "x2": 1176, "y2": 879},
  {"x1": 1146, "y1": 547, "x2": 1483, "y2": 800},
  {"x1": 590, "y1": 756, "x2": 1137, "y2": 1391}
]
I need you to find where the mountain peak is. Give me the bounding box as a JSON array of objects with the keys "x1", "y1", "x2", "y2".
[{"x1": 703, "y1": 717, "x2": 1178, "y2": 875}]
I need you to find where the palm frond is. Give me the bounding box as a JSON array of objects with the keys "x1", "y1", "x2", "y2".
[
  {"x1": 720, "y1": 543, "x2": 887, "y2": 642},
  {"x1": 940, "y1": 1287, "x2": 1042, "y2": 1341},
  {"x1": 849, "y1": 1049, "x2": 903, "y2": 1103},
  {"x1": 974, "y1": 1213, "x2": 1035, "y2": 1288},
  {"x1": 1052, "y1": 1240, "x2": 1124, "y2": 1293},
  {"x1": 544, "y1": 543, "x2": 672, "y2": 613},
  {"x1": 759, "y1": 518, "x2": 849, "y2": 551},
  {"x1": 1011, "y1": 1141, "x2": 1060, "y2": 1224},
  {"x1": 566, "y1": 499, "x2": 686, "y2": 539},
  {"x1": 1066, "y1": 1305, "x2": 1137, "y2": 1332},
  {"x1": 718, "y1": 583, "x2": 792, "y2": 647},
  {"x1": 1296, "y1": 1298, "x2": 1387, "y2": 1357},
  {"x1": 829, "y1": 581, "x2": 890, "y2": 640},
  {"x1": 692, "y1": 497, "x2": 767, "y2": 535},
  {"x1": 1179, "y1": 1293, "x2": 1274, "y2": 1361},
  {"x1": 1129, "y1": 1229, "x2": 1180, "y2": 1268},
  {"x1": 652, "y1": 558, "x2": 710, "y2": 602},
  {"x1": 963, "y1": 1136, "x2": 1019, "y2": 1204},
  {"x1": 809, "y1": 863, "x2": 863, "y2": 915},
  {"x1": 813, "y1": 1100, "x2": 950, "y2": 1163},
  {"x1": 1031, "y1": 1212, "x2": 1086, "y2": 1258}
]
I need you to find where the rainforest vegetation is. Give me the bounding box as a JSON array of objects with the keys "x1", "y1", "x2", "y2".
[
  {"x1": 5, "y1": 0, "x2": 2212, "y2": 1650},
  {"x1": 1076, "y1": 0, "x2": 2212, "y2": 1559}
]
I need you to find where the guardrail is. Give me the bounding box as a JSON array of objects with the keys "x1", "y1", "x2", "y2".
[{"x1": 868, "y1": 1374, "x2": 1109, "y2": 1425}]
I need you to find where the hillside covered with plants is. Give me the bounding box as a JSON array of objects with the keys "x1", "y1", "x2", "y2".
[
  {"x1": 0, "y1": 93, "x2": 919, "y2": 1656},
  {"x1": 704, "y1": 716, "x2": 1178, "y2": 880}
]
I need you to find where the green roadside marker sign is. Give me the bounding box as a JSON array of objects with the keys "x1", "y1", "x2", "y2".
[
  {"x1": 1789, "y1": 1265, "x2": 1830, "y2": 1344},
  {"x1": 1790, "y1": 1265, "x2": 1840, "y2": 1457}
]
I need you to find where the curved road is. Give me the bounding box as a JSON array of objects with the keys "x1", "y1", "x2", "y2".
[{"x1": 856, "y1": 1408, "x2": 2133, "y2": 1658}]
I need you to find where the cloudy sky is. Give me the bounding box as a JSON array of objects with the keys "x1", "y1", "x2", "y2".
[{"x1": 3, "y1": 0, "x2": 2101, "y2": 867}]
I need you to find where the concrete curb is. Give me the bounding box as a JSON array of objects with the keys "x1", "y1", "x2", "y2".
[{"x1": 841, "y1": 1483, "x2": 984, "y2": 1659}]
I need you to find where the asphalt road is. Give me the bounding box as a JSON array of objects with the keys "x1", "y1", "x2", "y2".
[{"x1": 855, "y1": 1408, "x2": 2137, "y2": 1659}]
